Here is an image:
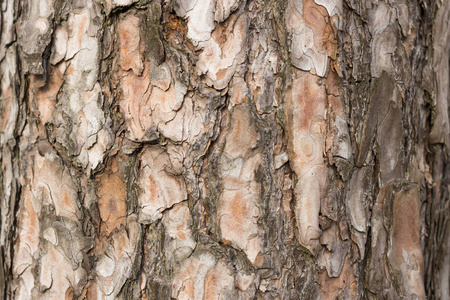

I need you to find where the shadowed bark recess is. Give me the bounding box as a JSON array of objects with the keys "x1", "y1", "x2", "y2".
[{"x1": 0, "y1": 0, "x2": 449, "y2": 299}]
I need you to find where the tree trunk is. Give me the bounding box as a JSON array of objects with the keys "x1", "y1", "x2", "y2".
[{"x1": 0, "y1": 0, "x2": 449, "y2": 299}]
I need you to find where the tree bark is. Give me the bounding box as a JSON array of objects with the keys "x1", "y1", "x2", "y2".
[{"x1": 0, "y1": 0, "x2": 449, "y2": 299}]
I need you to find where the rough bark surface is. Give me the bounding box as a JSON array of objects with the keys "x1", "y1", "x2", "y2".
[{"x1": 0, "y1": 0, "x2": 449, "y2": 299}]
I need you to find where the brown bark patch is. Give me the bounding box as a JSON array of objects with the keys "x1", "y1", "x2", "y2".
[{"x1": 97, "y1": 162, "x2": 127, "y2": 235}]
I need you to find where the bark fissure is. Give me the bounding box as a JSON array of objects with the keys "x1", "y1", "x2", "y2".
[{"x1": 0, "y1": 0, "x2": 449, "y2": 299}]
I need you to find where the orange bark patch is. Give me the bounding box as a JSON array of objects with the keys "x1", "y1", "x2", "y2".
[
  {"x1": 229, "y1": 192, "x2": 248, "y2": 228},
  {"x1": 220, "y1": 191, "x2": 250, "y2": 241},
  {"x1": 35, "y1": 66, "x2": 64, "y2": 124},
  {"x1": 219, "y1": 182, "x2": 261, "y2": 264},
  {"x1": 203, "y1": 260, "x2": 234, "y2": 300},
  {"x1": 291, "y1": 73, "x2": 327, "y2": 133},
  {"x1": 62, "y1": 190, "x2": 73, "y2": 212},
  {"x1": 0, "y1": 93, "x2": 12, "y2": 132},
  {"x1": 303, "y1": 0, "x2": 328, "y2": 52},
  {"x1": 120, "y1": 62, "x2": 152, "y2": 141},
  {"x1": 65, "y1": 287, "x2": 75, "y2": 300},
  {"x1": 67, "y1": 11, "x2": 89, "y2": 57},
  {"x1": 138, "y1": 147, "x2": 188, "y2": 223},
  {"x1": 146, "y1": 174, "x2": 161, "y2": 199},
  {"x1": 163, "y1": 12, "x2": 188, "y2": 42},
  {"x1": 118, "y1": 14, "x2": 143, "y2": 75},
  {"x1": 20, "y1": 189, "x2": 40, "y2": 252},
  {"x1": 149, "y1": 83, "x2": 178, "y2": 114},
  {"x1": 97, "y1": 168, "x2": 127, "y2": 235},
  {"x1": 389, "y1": 185, "x2": 425, "y2": 298},
  {"x1": 391, "y1": 187, "x2": 421, "y2": 263},
  {"x1": 172, "y1": 254, "x2": 213, "y2": 299},
  {"x1": 196, "y1": 13, "x2": 247, "y2": 89},
  {"x1": 323, "y1": 22, "x2": 338, "y2": 60},
  {"x1": 318, "y1": 257, "x2": 358, "y2": 299},
  {"x1": 80, "y1": 282, "x2": 98, "y2": 300},
  {"x1": 31, "y1": 150, "x2": 79, "y2": 221},
  {"x1": 141, "y1": 173, "x2": 165, "y2": 215},
  {"x1": 389, "y1": 185, "x2": 425, "y2": 299},
  {"x1": 286, "y1": 72, "x2": 327, "y2": 177},
  {"x1": 204, "y1": 270, "x2": 220, "y2": 299},
  {"x1": 120, "y1": 58, "x2": 181, "y2": 141},
  {"x1": 223, "y1": 104, "x2": 258, "y2": 158},
  {"x1": 229, "y1": 78, "x2": 248, "y2": 106},
  {"x1": 216, "y1": 68, "x2": 228, "y2": 80},
  {"x1": 177, "y1": 224, "x2": 186, "y2": 240}
]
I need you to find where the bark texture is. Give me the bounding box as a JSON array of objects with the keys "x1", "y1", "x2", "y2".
[{"x1": 0, "y1": 0, "x2": 449, "y2": 299}]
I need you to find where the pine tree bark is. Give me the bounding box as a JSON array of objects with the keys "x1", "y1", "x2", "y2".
[{"x1": 0, "y1": 0, "x2": 449, "y2": 299}]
